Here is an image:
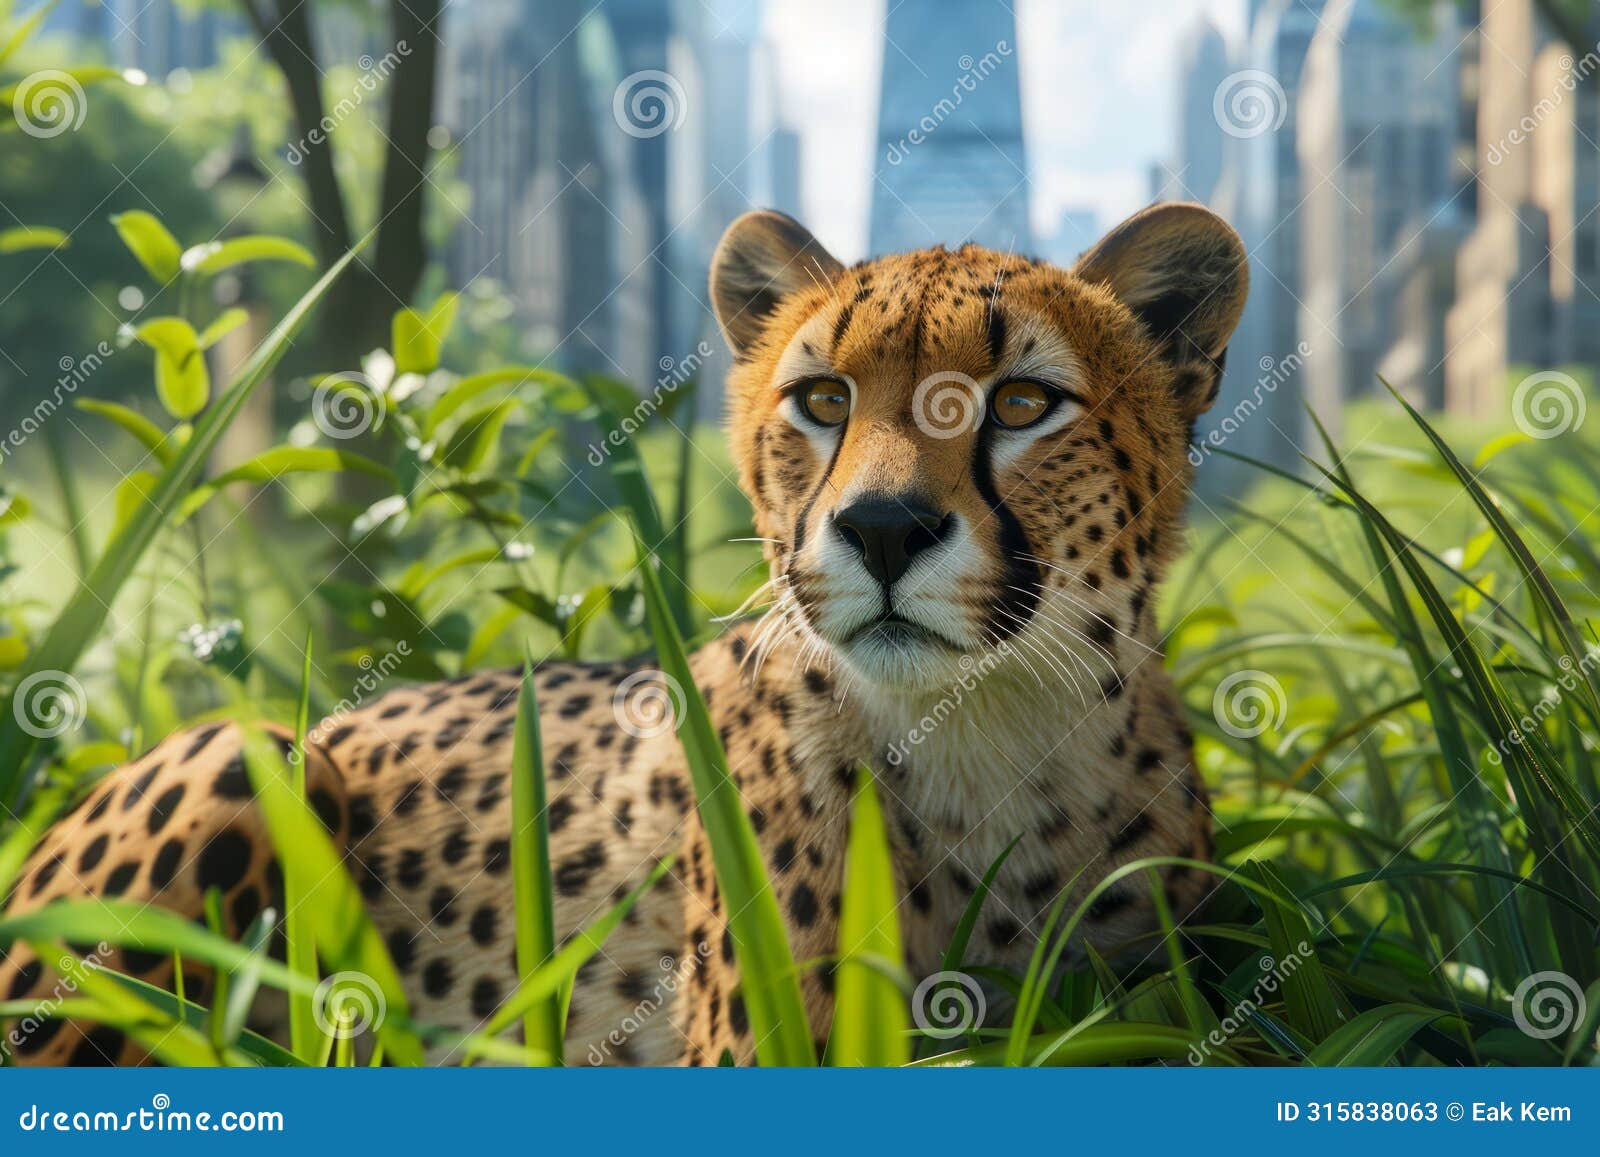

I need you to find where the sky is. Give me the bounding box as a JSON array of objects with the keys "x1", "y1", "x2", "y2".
[{"x1": 762, "y1": 0, "x2": 1246, "y2": 261}]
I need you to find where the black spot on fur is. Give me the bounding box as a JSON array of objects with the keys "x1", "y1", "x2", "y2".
[
  {"x1": 422, "y1": 958, "x2": 454, "y2": 998},
  {"x1": 78, "y1": 833, "x2": 109, "y2": 873},
  {"x1": 104, "y1": 860, "x2": 140, "y2": 897},
  {"x1": 788, "y1": 882, "x2": 819, "y2": 928},
  {"x1": 213, "y1": 756, "x2": 252, "y2": 800},
  {"x1": 555, "y1": 841, "x2": 607, "y2": 896},
  {"x1": 196, "y1": 830, "x2": 252, "y2": 893},
  {"x1": 469, "y1": 905, "x2": 498, "y2": 946},
  {"x1": 150, "y1": 839, "x2": 184, "y2": 889}
]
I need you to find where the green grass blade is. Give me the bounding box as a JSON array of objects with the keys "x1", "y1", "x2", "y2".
[
  {"x1": 0, "y1": 242, "x2": 366, "y2": 805},
  {"x1": 477, "y1": 856, "x2": 675, "y2": 1050},
  {"x1": 509, "y1": 651, "x2": 562, "y2": 1065},
  {"x1": 1306, "y1": 1004, "x2": 1447, "y2": 1066},
  {"x1": 940, "y1": 834, "x2": 1020, "y2": 975},
  {"x1": 1241, "y1": 862, "x2": 1343, "y2": 1042},
  {"x1": 1386, "y1": 382, "x2": 1600, "y2": 721},
  {"x1": 826, "y1": 767, "x2": 909, "y2": 1067},
  {"x1": 238, "y1": 727, "x2": 425, "y2": 1065},
  {"x1": 286, "y1": 630, "x2": 318, "y2": 1062},
  {"x1": 634, "y1": 547, "x2": 816, "y2": 1066}
]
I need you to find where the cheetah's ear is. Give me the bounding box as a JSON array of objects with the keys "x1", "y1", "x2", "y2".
[
  {"x1": 1073, "y1": 202, "x2": 1248, "y2": 416},
  {"x1": 711, "y1": 211, "x2": 844, "y2": 357}
]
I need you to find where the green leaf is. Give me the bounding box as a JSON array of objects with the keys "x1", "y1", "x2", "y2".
[
  {"x1": 110, "y1": 210, "x2": 181, "y2": 281},
  {"x1": 135, "y1": 317, "x2": 208, "y2": 419},
  {"x1": 198, "y1": 307, "x2": 249, "y2": 349},
  {"x1": 0, "y1": 240, "x2": 366, "y2": 806},
  {"x1": 421, "y1": 366, "x2": 569, "y2": 438},
  {"x1": 0, "y1": 225, "x2": 68, "y2": 254},
  {"x1": 177, "y1": 447, "x2": 393, "y2": 521},
  {"x1": 438, "y1": 399, "x2": 517, "y2": 473},
  {"x1": 74, "y1": 399, "x2": 175, "y2": 464},
  {"x1": 827, "y1": 767, "x2": 910, "y2": 1066},
  {"x1": 1306, "y1": 1005, "x2": 1445, "y2": 1066},
  {"x1": 391, "y1": 292, "x2": 458, "y2": 375},
  {"x1": 635, "y1": 548, "x2": 816, "y2": 1066},
  {"x1": 509, "y1": 654, "x2": 563, "y2": 1064},
  {"x1": 181, "y1": 235, "x2": 315, "y2": 276}
]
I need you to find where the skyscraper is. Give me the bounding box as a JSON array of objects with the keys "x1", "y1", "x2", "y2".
[
  {"x1": 1297, "y1": 0, "x2": 1460, "y2": 419},
  {"x1": 869, "y1": 0, "x2": 1030, "y2": 255},
  {"x1": 1443, "y1": 0, "x2": 1599, "y2": 417},
  {"x1": 1171, "y1": 17, "x2": 1231, "y2": 205},
  {"x1": 1195, "y1": 0, "x2": 1327, "y2": 486}
]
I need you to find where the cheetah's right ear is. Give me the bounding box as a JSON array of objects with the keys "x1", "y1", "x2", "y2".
[
  {"x1": 1073, "y1": 202, "x2": 1248, "y2": 417},
  {"x1": 711, "y1": 211, "x2": 844, "y2": 357}
]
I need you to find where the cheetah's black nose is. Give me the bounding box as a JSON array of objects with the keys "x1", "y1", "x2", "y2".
[{"x1": 833, "y1": 497, "x2": 953, "y2": 588}]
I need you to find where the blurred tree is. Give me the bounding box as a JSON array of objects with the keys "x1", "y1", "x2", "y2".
[
  {"x1": 232, "y1": 0, "x2": 440, "y2": 370},
  {"x1": 1387, "y1": 0, "x2": 1592, "y2": 48}
]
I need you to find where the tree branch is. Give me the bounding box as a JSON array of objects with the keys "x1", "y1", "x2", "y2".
[
  {"x1": 241, "y1": 0, "x2": 354, "y2": 267},
  {"x1": 371, "y1": 0, "x2": 440, "y2": 305}
]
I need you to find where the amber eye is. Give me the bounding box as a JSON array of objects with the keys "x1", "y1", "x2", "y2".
[
  {"x1": 990, "y1": 380, "x2": 1053, "y2": 429},
  {"x1": 798, "y1": 380, "x2": 850, "y2": 427}
]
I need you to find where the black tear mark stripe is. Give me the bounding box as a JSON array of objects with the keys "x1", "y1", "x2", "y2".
[
  {"x1": 969, "y1": 429, "x2": 1042, "y2": 641},
  {"x1": 789, "y1": 420, "x2": 847, "y2": 559}
]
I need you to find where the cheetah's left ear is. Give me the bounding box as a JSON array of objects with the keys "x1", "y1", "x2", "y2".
[
  {"x1": 711, "y1": 210, "x2": 844, "y2": 357},
  {"x1": 1073, "y1": 202, "x2": 1248, "y2": 416}
]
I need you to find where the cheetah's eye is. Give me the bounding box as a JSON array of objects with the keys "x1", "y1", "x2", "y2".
[
  {"x1": 797, "y1": 380, "x2": 850, "y2": 428},
  {"x1": 990, "y1": 380, "x2": 1053, "y2": 429}
]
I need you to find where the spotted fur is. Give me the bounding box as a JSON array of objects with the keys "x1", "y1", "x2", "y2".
[{"x1": 1, "y1": 202, "x2": 1247, "y2": 1065}]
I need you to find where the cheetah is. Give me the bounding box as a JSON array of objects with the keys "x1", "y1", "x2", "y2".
[{"x1": 1, "y1": 202, "x2": 1247, "y2": 1066}]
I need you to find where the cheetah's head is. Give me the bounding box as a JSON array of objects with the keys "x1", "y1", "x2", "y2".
[{"x1": 711, "y1": 205, "x2": 1247, "y2": 693}]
